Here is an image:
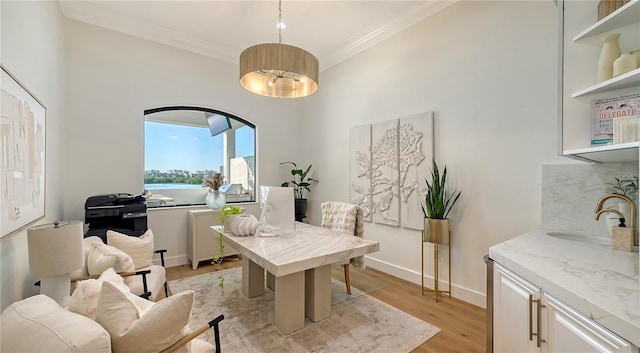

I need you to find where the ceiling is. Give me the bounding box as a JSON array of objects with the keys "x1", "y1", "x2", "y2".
[{"x1": 59, "y1": 1, "x2": 456, "y2": 71}]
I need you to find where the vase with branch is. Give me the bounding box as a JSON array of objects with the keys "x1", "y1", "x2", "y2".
[{"x1": 203, "y1": 172, "x2": 226, "y2": 210}]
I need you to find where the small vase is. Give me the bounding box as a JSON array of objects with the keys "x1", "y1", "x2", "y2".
[
  {"x1": 597, "y1": 33, "x2": 621, "y2": 83},
  {"x1": 206, "y1": 190, "x2": 226, "y2": 210},
  {"x1": 613, "y1": 54, "x2": 638, "y2": 77}
]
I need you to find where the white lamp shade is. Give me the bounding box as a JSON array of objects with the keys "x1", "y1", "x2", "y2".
[{"x1": 28, "y1": 221, "x2": 84, "y2": 277}]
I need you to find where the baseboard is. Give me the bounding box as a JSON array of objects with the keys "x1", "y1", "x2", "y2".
[
  {"x1": 154, "y1": 254, "x2": 189, "y2": 269},
  {"x1": 364, "y1": 256, "x2": 486, "y2": 309}
]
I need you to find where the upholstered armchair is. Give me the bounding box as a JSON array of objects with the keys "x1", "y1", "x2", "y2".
[
  {"x1": 2, "y1": 290, "x2": 224, "y2": 353},
  {"x1": 70, "y1": 229, "x2": 167, "y2": 301}
]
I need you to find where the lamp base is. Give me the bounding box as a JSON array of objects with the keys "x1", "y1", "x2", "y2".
[{"x1": 40, "y1": 273, "x2": 72, "y2": 307}]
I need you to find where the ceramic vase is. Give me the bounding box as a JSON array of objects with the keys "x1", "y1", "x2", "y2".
[
  {"x1": 206, "y1": 190, "x2": 226, "y2": 210},
  {"x1": 422, "y1": 218, "x2": 450, "y2": 244},
  {"x1": 597, "y1": 33, "x2": 621, "y2": 83},
  {"x1": 613, "y1": 54, "x2": 638, "y2": 76}
]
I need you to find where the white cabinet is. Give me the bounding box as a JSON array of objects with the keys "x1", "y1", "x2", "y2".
[
  {"x1": 559, "y1": 0, "x2": 640, "y2": 162},
  {"x1": 493, "y1": 263, "x2": 633, "y2": 353},
  {"x1": 187, "y1": 209, "x2": 238, "y2": 270}
]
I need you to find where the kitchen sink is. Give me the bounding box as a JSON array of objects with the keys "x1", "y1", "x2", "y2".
[{"x1": 545, "y1": 232, "x2": 611, "y2": 246}]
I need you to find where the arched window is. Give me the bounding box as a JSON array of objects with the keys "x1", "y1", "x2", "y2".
[{"x1": 144, "y1": 106, "x2": 255, "y2": 208}]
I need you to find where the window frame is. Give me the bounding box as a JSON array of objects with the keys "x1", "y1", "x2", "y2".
[{"x1": 143, "y1": 106, "x2": 256, "y2": 208}]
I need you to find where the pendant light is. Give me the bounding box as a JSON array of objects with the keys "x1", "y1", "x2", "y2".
[{"x1": 239, "y1": 0, "x2": 319, "y2": 98}]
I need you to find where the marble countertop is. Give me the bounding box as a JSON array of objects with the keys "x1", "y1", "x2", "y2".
[
  {"x1": 218, "y1": 222, "x2": 380, "y2": 277},
  {"x1": 489, "y1": 229, "x2": 639, "y2": 347}
]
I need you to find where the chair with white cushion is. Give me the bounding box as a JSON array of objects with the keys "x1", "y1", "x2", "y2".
[
  {"x1": 320, "y1": 201, "x2": 366, "y2": 295},
  {"x1": 71, "y1": 229, "x2": 168, "y2": 301},
  {"x1": 2, "y1": 282, "x2": 224, "y2": 353}
]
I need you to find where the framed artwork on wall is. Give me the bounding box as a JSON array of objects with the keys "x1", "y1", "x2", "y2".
[
  {"x1": 1, "y1": 65, "x2": 46, "y2": 237},
  {"x1": 350, "y1": 111, "x2": 434, "y2": 230}
]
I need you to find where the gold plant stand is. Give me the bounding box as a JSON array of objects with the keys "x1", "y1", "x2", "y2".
[{"x1": 421, "y1": 218, "x2": 451, "y2": 302}]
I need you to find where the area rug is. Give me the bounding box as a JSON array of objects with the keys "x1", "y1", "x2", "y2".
[{"x1": 168, "y1": 267, "x2": 440, "y2": 353}]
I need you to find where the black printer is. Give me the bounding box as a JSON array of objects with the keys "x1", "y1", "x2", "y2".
[{"x1": 84, "y1": 193, "x2": 147, "y2": 242}]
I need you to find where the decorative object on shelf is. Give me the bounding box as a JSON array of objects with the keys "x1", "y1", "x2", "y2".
[
  {"x1": 280, "y1": 162, "x2": 319, "y2": 222},
  {"x1": 613, "y1": 53, "x2": 638, "y2": 77},
  {"x1": 239, "y1": 0, "x2": 318, "y2": 98},
  {"x1": 1, "y1": 66, "x2": 46, "y2": 238},
  {"x1": 590, "y1": 92, "x2": 640, "y2": 146},
  {"x1": 27, "y1": 221, "x2": 83, "y2": 306},
  {"x1": 597, "y1": 33, "x2": 621, "y2": 83},
  {"x1": 421, "y1": 160, "x2": 461, "y2": 302},
  {"x1": 631, "y1": 49, "x2": 640, "y2": 65},
  {"x1": 203, "y1": 173, "x2": 226, "y2": 210},
  {"x1": 597, "y1": 0, "x2": 630, "y2": 20}
]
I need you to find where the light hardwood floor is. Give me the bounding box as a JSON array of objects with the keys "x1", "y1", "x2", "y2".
[{"x1": 164, "y1": 258, "x2": 487, "y2": 353}]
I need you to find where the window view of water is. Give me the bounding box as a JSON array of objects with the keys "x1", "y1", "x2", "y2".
[{"x1": 144, "y1": 183, "x2": 203, "y2": 190}]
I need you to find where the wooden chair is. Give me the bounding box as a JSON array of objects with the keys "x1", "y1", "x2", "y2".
[
  {"x1": 160, "y1": 314, "x2": 225, "y2": 353},
  {"x1": 320, "y1": 201, "x2": 365, "y2": 295}
]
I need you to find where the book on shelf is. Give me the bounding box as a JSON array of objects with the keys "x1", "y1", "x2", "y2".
[{"x1": 591, "y1": 92, "x2": 640, "y2": 146}]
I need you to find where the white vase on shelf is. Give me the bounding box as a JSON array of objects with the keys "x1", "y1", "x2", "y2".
[
  {"x1": 613, "y1": 53, "x2": 638, "y2": 77},
  {"x1": 596, "y1": 33, "x2": 621, "y2": 83}
]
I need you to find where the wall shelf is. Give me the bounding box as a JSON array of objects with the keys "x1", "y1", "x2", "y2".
[
  {"x1": 563, "y1": 141, "x2": 639, "y2": 162},
  {"x1": 572, "y1": 68, "x2": 640, "y2": 97},
  {"x1": 573, "y1": 0, "x2": 640, "y2": 41}
]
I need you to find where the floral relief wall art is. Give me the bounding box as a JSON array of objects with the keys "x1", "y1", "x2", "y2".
[{"x1": 350, "y1": 112, "x2": 434, "y2": 230}]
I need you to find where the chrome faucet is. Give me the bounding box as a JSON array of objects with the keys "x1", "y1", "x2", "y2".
[{"x1": 594, "y1": 194, "x2": 638, "y2": 247}]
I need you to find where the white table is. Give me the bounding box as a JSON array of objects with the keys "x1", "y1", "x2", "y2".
[{"x1": 213, "y1": 222, "x2": 379, "y2": 334}]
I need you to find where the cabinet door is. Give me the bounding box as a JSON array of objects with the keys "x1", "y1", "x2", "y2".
[
  {"x1": 544, "y1": 293, "x2": 632, "y2": 353},
  {"x1": 494, "y1": 263, "x2": 542, "y2": 353}
]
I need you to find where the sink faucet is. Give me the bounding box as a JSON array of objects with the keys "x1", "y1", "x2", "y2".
[
  {"x1": 594, "y1": 194, "x2": 638, "y2": 247},
  {"x1": 595, "y1": 208, "x2": 626, "y2": 226}
]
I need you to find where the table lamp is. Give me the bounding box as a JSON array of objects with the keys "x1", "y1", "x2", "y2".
[{"x1": 27, "y1": 220, "x2": 83, "y2": 307}]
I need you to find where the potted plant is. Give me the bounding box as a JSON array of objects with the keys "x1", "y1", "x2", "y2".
[
  {"x1": 280, "y1": 162, "x2": 319, "y2": 221},
  {"x1": 421, "y1": 160, "x2": 461, "y2": 244}
]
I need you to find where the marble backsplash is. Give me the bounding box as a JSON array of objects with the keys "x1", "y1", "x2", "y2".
[{"x1": 542, "y1": 162, "x2": 639, "y2": 238}]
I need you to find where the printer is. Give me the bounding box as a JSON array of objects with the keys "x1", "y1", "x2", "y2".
[{"x1": 84, "y1": 193, "x2": 147, "y2": 242}]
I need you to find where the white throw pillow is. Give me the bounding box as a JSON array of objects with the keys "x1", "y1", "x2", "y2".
[
  {"x1": 107, "y1": 229, "x2": 154, "y2": 269},
  {"x1": 95, "y1": 282, "x2": 194, "y2": 353},
  {"x1": 87, "y1": 242, "x2": 135, "y2": 285},
  {"x1": 70, "y1": 236, "x2": 105, "y2": 278},
  {"x1": 68, "y1": 268, "x2": 132, "y2": 319}
]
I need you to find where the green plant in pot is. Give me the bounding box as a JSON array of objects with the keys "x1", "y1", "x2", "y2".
[
  {"x1": 280, "y1": 162, "x2": 319, "y2": 222},
  {"x1": 212, "y1": 205, "x2": 244, "y2": 294},
  {"x1": 422, "y1": 160, "x2": 461, "y2": 244}
]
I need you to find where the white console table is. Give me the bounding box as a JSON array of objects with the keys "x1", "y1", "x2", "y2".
[{"x1": 187, "y1": 209, "x2": 238, "y2": 270}]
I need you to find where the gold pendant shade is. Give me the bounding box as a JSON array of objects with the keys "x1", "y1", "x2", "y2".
[{"x1": 239, "y1": 43, "x2": 319, "y2": 98}]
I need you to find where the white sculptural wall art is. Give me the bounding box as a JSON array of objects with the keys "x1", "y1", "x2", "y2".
[{"x1": 350, "y1": 112, "x2": 433, "y2": 230}]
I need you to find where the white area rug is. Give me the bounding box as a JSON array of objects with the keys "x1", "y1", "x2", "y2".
[{"x1": 169, "y1": 267, "x2": 440, "y2": 353}]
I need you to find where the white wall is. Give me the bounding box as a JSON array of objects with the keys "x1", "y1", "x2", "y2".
[
  {"x1": 62, "y1": 19, "x2": 306, "y2": 267},
  {"x1": 0, "y1": 0, "x2": 579, "y2": 310},
  {"x1": 0, "y1": 1, "x2": 66, "y2": 310},
  {"x1": 303, "y1": 1, "x2": 567, "y2": 307}
]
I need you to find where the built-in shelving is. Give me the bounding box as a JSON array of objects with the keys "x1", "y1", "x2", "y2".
[
  {"x1": 573, "y1": 0, "x2": 640, "y2": 41},
  {"x1": 561, "y1": 0, "x2": 640, "y2": 163}
]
